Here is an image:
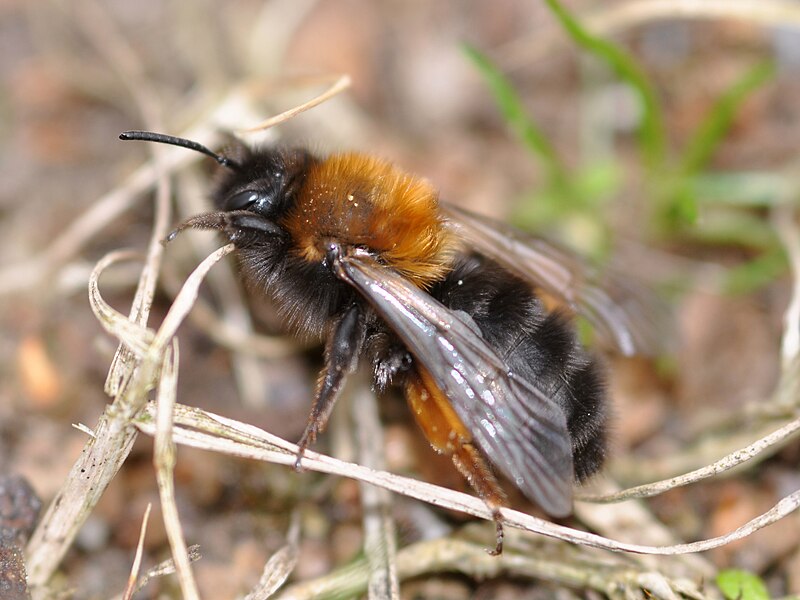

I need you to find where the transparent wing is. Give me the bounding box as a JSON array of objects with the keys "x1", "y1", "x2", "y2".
[
  {"x1": 441, "y1": 202, "x2": 662, "y2": 357},
  {"x1": 331, "y1": 248, "x2": 573, "y2": 517}
]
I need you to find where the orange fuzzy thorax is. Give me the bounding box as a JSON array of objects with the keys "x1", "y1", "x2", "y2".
[{"x1": 282, "y1": 153, "x2": 455, "y2": 288}]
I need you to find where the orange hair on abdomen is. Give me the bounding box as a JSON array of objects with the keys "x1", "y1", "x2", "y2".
[{"x1": 281, "y1": 153, "x2": 455, "y2": 288}]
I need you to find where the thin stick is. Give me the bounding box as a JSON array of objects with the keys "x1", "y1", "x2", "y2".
[
  {"x1": 134, "y1": 403, "x2": 800, "y2": 557},
  {"x1": 154, "y1": 341, "x2": 200, "y2": 599},
  {"x1": 242, "y1": 513, "x2": 301, "y2": 600},
  {"x1": 236, "y1": 74, "x2": 351, "y2": 134},
  {"x1": 275, "y1": 538, "x2": 707, "y2": 600},
  {"x1": 497, "y1": 0, "x2": 800, "y2": 71},
  {"x1": 26, "y1": 246, "x2": 234, "y2": 589},
  {"x1": 577, "y1": 416, "x2": 800, "y2": 503},
  {"x1": 122, "y1": 503, "x2": 152, "y2": 600},
  {"x1": 151, "y1": 244, "x2": 236, "y2": 353},
  {"x1": 352, "y1": 384, "x2": 400, "y2": 600}
]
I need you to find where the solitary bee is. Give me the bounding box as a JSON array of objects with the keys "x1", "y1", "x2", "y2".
[{"x1": 120, "y1": 130, "x2": 655, "y2": 553}]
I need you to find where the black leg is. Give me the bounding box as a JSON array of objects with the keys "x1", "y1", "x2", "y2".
[
  {"x1": 295, "y1": 303, "x2": 365, "y2": 468},
  {"x1": 164, "y1": 210, "x2": 284, "y2": 244}
]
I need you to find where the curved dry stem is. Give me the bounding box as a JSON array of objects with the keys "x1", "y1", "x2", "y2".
[
  {"x1": 160, "y1": 262, "x2": 299, "y2": 358},
  {"x1": 122, "y1": 503, "x2": 151, "y2": 600},
  {"x1": 134, "y1": 403, "x2": 800, "y2": 558},
  {"x1": 27, "y1": 244, "x2": 234, "y2": 590},
  {"x1": 352, "y1": 384, "x2": 400, "y2": 599},
  {"x1": 589, "y1": 0, "x2": 800, "y2": 33},
  {"x1": 150, "y1": 244, "x2": 236, "y2": 352},
  {"x1": 88, "y1": 250, "x2": 154, "y2": 357},
  {"x1": 577, "y1": 415, "x2": 800, "y2": 503},
  {"x1": 236, "y1": 74, "x2": 352, "y2": 134},
  {"x1": 154, "y1": 340, "x2": 200, "y2": 600},
  {"x1": 275, "y1": 537, "x2": 708, "y2": 600},
  {"x1": 498, "y1": 0, "x2": 800, "y2": 70},
  {"x1": 242, "y1": 512, "x2": 301, "y2": 600}
]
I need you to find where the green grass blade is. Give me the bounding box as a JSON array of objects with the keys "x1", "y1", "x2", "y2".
[
  {"x1": 463, "y1": 44, "x2": 567, "y2": 183},
  {"x1": 679, "y1": 61, "x2": 776, "y2": 176},
  {"x1": 544, "y1": 0, "x2": 666, "y2": 169},
  {"x1": 724, "y1": 248, "x2": 787, "y2": 295}
]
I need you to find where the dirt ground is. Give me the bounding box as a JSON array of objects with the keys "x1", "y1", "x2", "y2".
[{"x1": 1, "y1": 1, "x2": 800, "y2": 598}]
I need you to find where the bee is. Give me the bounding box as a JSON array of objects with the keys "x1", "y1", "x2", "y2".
[{"x1": 120, "y1": 130, "x2": 656, "y2": 554}]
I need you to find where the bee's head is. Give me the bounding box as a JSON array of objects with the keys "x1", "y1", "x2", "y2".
[
  {"x1": 119, "y1": 130, "x2": 313, "y2": 246},
  {"x1": 212, "y1": 145, "x2": 314, "y2": 222}
]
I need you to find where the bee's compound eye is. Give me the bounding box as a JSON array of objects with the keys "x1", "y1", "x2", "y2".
[{"x1": 225, "y1": 190, "x2": 261, "y2": 211}]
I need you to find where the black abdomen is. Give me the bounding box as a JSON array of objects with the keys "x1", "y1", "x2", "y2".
[{"x1": 429, "y1": 254, "x2": 608, "y2": 482}]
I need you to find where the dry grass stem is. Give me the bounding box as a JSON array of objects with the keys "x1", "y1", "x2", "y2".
[
  {"x1": 110, "y1": 546, "x2": 202, "y2": 600},
  {"x1": 236, "y1": 74, "x2": 352, "y2": 135},
  {"x1": 26, "y1": 245, "x2": 234, "y2": 593},
  {"x1": 242, "y1": 513, "x2": 301, "y2": 600},
  {"x1": 275, "y1": 537, "x2": 709, "y2": 600},
  {"x1": 121, "y1": 503, "x2": 152, "y2": 600},
  {"x1": 88, "y1": 250, "x2": 154, "y2": 357},
  {"x1": 578, "y1": 415, "x2": 800, "y2": 503},
  {"x1": 160, "y1": 263, "x2": 299, "y2": 358},
  {"x1": 588, "y1": 0, "x2": 800, "y2": 33},
  {"x1": 499, "y1": 0, "x2": 800, "y2": 71},
  {"x1": 154, "y1": 340, "x2": 200, "y2": 600},
  {"x1": 352, "y1": 385, "x2": 400, "y2": 600},
  {"x1": 133, "y1": 400, "x2": 800, "y2": 558}
]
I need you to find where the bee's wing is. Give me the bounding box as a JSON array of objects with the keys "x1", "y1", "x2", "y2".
[
  {"x1": 441, "y1": 203, "x2": 661, "y2": 357},
  {"x1": 332, "y1": 249, "x2": 573, "y2": 517}
]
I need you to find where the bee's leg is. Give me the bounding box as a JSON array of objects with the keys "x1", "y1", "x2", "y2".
[
  {"x1": 451, "y1": 444, "x2": 506, "y2": 556},
  {"x1": 164, "y1": 210, "x2": 284, "y2": 245},
  {"x1": 295, "y1": 303, "x2": 365, "y2": 469},
  {"x1": 405, "y1": 367, "x2": 507, "y2": 555}
]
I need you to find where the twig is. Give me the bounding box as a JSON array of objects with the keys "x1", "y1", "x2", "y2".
[
  {"x1": 26, "y1": 250, "x2": 158, "y2": 591},
  {"x1": 241, "y1": 512, "x2": 301, "y2": 600},
  {"x1": 26, "y1": 245, "x2": 234, "y2": 591},
  {"x1": 110, "y1": 546, "x2": 202, "y2": 600},
  {"x1": 236, "y1": 74, "x2": 351, "y2": 134},
  {"x1": 275, "y1": 537, "x2": 709, "y2": 600},
  {"x1": 588, "y1": 0, "x2": 800, "y2": 33},
  {"x1": 122, "y1": 503, "x2": 151, "y2": 600},
  {"x1": 133, "y1": 403, "x2": 800, "y2": 557},
  {"x1": 352, "y1": 384, "x2": 400, "y2": 600},
  {"x1": 154, "y1": 340, "x2": 200, "y2": 599},
  {"x1": 578, "y1": 415, "x2": 800, "y2": 503},
  {"x1": 497, "y1": 0, "x2": 800, "y2": 71},
  {"x1": 159, "y1": 260, "x2": 299, "y2": 359}
]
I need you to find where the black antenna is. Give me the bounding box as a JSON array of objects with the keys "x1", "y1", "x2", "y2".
[{"x1": 119, "y1": 130, "x2": 240, "y2": 170}]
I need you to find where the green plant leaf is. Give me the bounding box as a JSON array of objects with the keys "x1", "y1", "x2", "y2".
[{"x1": 717, "y1": 569, "x2": 771, "y2": 600}]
